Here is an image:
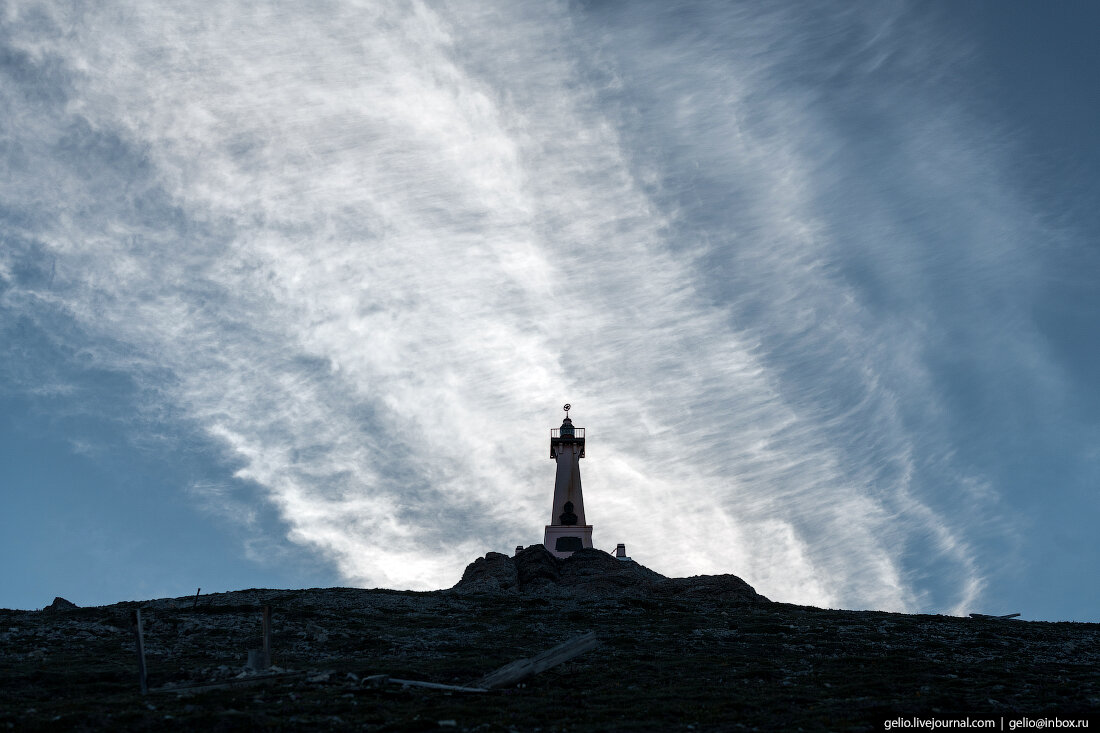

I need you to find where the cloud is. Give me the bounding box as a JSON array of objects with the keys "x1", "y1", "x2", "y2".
[{"x1": 1, "y1": 1, "x2": 1049, "y2": 612}]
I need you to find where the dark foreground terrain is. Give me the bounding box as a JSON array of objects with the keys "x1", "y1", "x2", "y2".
[{"x1": 1, "y1": 547, "x2": 1097, "y2": 731}]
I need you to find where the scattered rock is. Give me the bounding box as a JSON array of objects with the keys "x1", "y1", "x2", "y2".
[{"x1": 3, "y1": 565, "x2": 1098, "y2": 730}]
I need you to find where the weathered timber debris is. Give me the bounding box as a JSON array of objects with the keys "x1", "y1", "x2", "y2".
[
  {"x1": 246, "y1": 605, "x2": 273, "y2": 671},
  {"x1": 131, "y1": 608, "x2": 148, "y2": 695},
  {"x1": 382, "y1": 676, "x2": 487, "y2": 693},
  {"x1": 150, "y1": 671, "x2": 307, "y2": 694},
  {"x1": 478, "y1": 632, "x2": 601, "y2": 689},
  {"x1": 365, "y1": 632, "x2": 601, "y2": 693}
]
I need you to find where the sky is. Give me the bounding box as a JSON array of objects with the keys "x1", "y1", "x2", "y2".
[{"x1": 1, "y1": 1, "x2": 1098, "y2": 621}]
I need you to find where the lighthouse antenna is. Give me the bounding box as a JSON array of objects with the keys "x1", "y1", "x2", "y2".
[{"x1": 563, "y1": 403, "x2": 571, "y2": 417}]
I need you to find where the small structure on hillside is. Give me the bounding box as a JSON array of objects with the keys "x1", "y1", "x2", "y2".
[{"x1": 543, "y1": 404, "x2": 593, "y2": 558}]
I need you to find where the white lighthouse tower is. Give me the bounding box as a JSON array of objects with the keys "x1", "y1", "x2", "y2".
[{"x1": 543, "y1": 404, "x2": 593, "y2": 558}]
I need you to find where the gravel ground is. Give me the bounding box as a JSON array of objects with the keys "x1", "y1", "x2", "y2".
[{"x1": 2, "y1": 550, "x2": 1097, "y2": 731}]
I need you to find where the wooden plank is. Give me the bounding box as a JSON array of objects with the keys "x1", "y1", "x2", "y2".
[
  {"x1": 364, "y1": 674, "x2": 486, "y2": 693},
  {"x1": 477, "y1": 632, "x2": 600, "y2": 690},
  {"x1": 149, "y1": 671, "x2": 307, "y2": 694},
  {"x1": 131, "y1": 608, "x2": 148, "y2": 695},
  {"x1": 969, "y1": 613, "x2": 1021, "y2": 619},
  {"x1": 388, "y1": 678, "x2": 487, "y2": 693},
  {"x1": 361, "y1": 632, "x2": 600, "y2": 694}
]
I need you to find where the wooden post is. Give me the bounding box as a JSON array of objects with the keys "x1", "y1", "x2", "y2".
[
  {"x1": 131, "y1": 609, "x2": 148, "y2": 695},
  {"x1": 247, "y1": 606, "x2": 273, "y2": 672},
  {"x1": 478, "y1": 632, "x2": 600, "y2": 689},
  {"x1": 388, "y1": 678, "x2": 487, "y2": 693},
  {"x1": 192, "y1": 588, "x2": 201, "y2": 611},
  {"x1": 262, "y1": 605, "x2": 272, "y2": 663}
]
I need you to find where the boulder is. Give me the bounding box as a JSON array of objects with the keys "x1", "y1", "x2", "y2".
[
  {"x1": 513, "y1": 544, "x2": 561, "y2": 589},
  {"x1": 654, "y1": 575, "x2": 769, "y2": 603},
  {"x1": 558, "y1": 548, "x2": 667, "y2": 595},
  {"x1": 44, "y1": 597, "x2": 78, "y2": 611},
  {"x1": 452, "y1": 551, "x2": 519, "y2": 594}
]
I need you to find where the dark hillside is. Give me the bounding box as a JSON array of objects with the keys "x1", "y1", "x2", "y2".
[{"x1": 1, "y1": 547, "x2": 1096, "y2": 731}]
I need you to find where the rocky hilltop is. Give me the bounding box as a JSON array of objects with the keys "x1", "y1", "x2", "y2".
[
  {"x1": 1, "y1": 548, "x2": 1097, "y2": 731},
  {"x1": 452, "y1": 545, "x2": 767, "y2": 602}
]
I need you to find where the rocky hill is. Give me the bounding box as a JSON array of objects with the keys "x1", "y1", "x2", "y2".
[
  {"x1": 452, "y1": 545, "x2": 766, "y2": 602},
  {"x1": 1, "y1": 547, "x2": 1097, "y2": 731}
]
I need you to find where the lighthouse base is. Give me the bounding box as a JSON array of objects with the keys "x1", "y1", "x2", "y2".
[{"x1": 543, "y1": 525, "x2": 593, "y2": 559}]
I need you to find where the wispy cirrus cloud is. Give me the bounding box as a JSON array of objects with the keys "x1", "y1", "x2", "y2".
[{"x1": 1, "y1": 1, "x2": 1055, "y2": 612}]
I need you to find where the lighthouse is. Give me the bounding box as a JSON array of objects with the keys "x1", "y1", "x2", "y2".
[{"x1": 543, "y1": 404, "x2": 593, "y2": 558}]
